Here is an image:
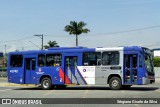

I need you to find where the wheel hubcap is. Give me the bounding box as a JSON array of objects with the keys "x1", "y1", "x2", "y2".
[
  {"x1": 43, "y1": 80, "x2": 50, "y2": 88},
  {"x1": 112, "y1": 80, "x2": 119, "y2": 88}
]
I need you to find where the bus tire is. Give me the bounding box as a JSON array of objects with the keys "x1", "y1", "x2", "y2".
[
  {"x1": 109, "y1": 77, "x2": 122, "y2": 90},
  {"x1": 41, "y1": 77, "x2": 52, "y2": 90}
]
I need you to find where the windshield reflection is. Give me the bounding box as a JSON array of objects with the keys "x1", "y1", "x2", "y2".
[
  {"x1": 142, "y1": 47, "x2": 154, "y2": 75},
  {"x1": 144, "y1": 53, "x2": 153, "y2": 73}
]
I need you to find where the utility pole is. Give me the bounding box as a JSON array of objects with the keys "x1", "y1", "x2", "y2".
[{"x1": 34, "y1": 34, "x2": 43, "y2": 50}]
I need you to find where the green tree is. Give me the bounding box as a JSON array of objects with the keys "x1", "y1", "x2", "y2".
[
  {"x1": 44, "y1": 40, "x2": 59, "y2": 49},
  {"x1": 64, "y1": 21, "x2": 90, "y2": 46},
  {"x1": 153, "y1": 57, "x2": 160, "y2": 67}
]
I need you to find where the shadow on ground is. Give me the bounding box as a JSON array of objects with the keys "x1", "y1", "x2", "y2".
[{"x1": 13, "y1": 86, "x2": 159, "y2": 91}]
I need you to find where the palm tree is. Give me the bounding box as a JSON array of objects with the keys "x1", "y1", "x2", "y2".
[
  {"x1": 44, "y1": 40, "x2": 59, "y2": 49},
  {"x1": 64, "y1": 21, "x2": 90, "y2": 46}
]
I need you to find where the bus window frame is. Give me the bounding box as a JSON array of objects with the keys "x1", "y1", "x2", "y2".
[
  {"x1": 10, "y1": 55, "x2": 23, "y2": 68},
  {"x1": 102, "y1": 51, "x2": 120, "y2": 66},
  {"x1": 38, "y1": 54, "x2": 45, "y2": 67},
  {"x1": 46, "y1": 53, "x2": 62, "y2": 67},
  {"x1": 83, "y1": 52, "x2": 101, "y2": 66}
]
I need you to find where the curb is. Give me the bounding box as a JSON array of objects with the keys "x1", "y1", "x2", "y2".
[
  {"x1": 0, "y1": 83, "x2": 37, "y2": 87},
  {"x1": 0, "y1": 78, "x2": 7, "y2": 80}
]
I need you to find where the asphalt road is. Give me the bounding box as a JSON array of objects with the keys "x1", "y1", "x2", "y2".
[{"x1": 0, "y1": 78, "x2": 160, "y2": 107}]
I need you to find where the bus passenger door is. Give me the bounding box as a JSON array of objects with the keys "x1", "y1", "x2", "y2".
[
  {"x1": 24, "y1": 58, "x2": 36, "y2": 84},
  {"x1": 65, "y1": 56, "x2": 78, "y2": 84},
  {"x1": 124, "y1": 54, "x2": 138, "y2": 84}
]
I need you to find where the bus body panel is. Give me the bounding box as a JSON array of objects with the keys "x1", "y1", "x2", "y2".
[
  {"x1": 8, "y1": 53, "x2": 24, "y2": 84},
  {"x1": 8, "y1": 67, "x2": 24, "y2": 84},
  {"x1": 7, "y1": 46, "x2": 155, "y2": 87},
  {"x1": 61, "y1": 52, "x2": 84, "y2": 85},
  {"x1": 95, "y1": 48, "x2": 124, "y2": 85}
]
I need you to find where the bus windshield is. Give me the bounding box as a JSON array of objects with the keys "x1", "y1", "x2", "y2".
[{"x1": 143, "y1": 48, "x2": 154, "y2": 75}]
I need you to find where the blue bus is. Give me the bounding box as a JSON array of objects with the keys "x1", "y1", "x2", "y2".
[{"x1": 7, "y1": 46, "x2": 155, "y2": 90}]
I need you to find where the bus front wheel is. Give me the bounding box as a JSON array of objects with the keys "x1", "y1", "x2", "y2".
[
  {"x1": 109, "y1": 77, "x2": 122, "y2": 90},
  {"x1": 41, "y1": 77, "x2": 52, "y2": 90}
]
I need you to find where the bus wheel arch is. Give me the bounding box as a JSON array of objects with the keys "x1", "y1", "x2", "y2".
[
  {"x1": 108, "y1": 74, "x2": 122, "y2": 90},
  {"x1": 40, "y1": 75, "x2": 52, "y2": 90}
]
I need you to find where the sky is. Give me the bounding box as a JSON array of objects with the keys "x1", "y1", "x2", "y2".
[{"x1": 0, "y1": 0, "x2": 160, "y2": 52}]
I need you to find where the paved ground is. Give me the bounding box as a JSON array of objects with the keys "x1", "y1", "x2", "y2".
[{"x1": 0, "y1": 78, "x2": 160, "y2": 107}]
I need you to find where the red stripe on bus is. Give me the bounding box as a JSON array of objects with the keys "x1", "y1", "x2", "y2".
[{"x1": 59, "y1": 68, "x2": 71, "y2": 84}]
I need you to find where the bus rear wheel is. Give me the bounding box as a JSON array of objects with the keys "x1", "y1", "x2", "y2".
[
  {"x1": 109, "y1": 77, "x2": 122, "y2": 90},
  {"x1": 41, "y1": 77, "x2": 52, "y2": 90}
]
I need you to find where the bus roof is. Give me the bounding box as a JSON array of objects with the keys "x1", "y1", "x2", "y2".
[
  {"x1": 96, "y1": 46, "x2": 143, "y2": 51},
  {"x1": 8, "y1": 46, "x2": 144, "y2": 55},
  {"x1": 8, "y1": 47, "x2": 95, "y2": 55}
]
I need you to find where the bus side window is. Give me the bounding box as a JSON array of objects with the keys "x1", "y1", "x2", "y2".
[
  {"x1": 83, "y1": 52, "x2": 101, "y2": 66},
  {"x1": 10, "y1": 55, "x2": 23, "y2": 68},
  {"x1": 139, "y1": 55, "x2": 142, "y2": 67},
  {"x1": 46, "y1": 54, "x2": 61, "y2": 66},
  {"x1": 25, "y1": 59, "x2": 30, "y2": 70},
  {"x1": 132, "y1": 55, "x2": 137, "y2": 68},
  {"x1": 38, "y1": 54, "x2": 45, "y2": 67},
  {"x1": 102, "y1": 51, "x2": 119, "y2": 65},
  {"x1": 32, "y1": 59, "x2": 36, "y2": 70},
  {"x1": 125, "y1": 55, "x2": 130, "y2": 68}
]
